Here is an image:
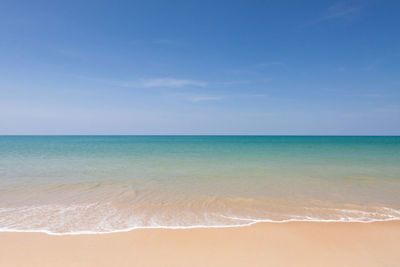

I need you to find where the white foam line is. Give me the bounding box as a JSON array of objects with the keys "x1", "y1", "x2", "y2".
[{"x1": 0, "y1": 217, "x2": 399, "y2": 236}]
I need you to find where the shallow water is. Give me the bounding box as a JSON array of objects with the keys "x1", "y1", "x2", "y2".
[{"x1": 0, "y1": 136, "x2": 399, "y2": 234}]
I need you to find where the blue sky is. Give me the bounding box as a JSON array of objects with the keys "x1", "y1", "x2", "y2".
[{"x1": 0, "y1": 0, "x2": 399, "y2": 135}]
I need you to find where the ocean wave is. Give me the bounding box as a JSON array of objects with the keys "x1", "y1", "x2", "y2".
[{"x1": 0, "y1": 201, "x2": 399, "y2": 235}]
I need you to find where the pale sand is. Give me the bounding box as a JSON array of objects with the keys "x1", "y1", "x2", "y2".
[{"x1": 1, "y1": 222, "x2": 399, "y2": 267}]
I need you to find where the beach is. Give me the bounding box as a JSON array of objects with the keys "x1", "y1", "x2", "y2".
[
  {"x1": 1, "y1": 136, "x2": 399, "y2": 266},
  {"x1": 1, "y1": 221, "x2": 399, "y2": 267}
]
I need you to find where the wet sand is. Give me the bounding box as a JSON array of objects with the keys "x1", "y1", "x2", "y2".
[{"x1": 1, "y1": 221, "x2": 399, "y2": 267}]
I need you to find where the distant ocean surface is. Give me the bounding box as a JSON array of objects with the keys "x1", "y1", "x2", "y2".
[{"x1": 0, "y1": 136, "x2": 399, "y2": 234}]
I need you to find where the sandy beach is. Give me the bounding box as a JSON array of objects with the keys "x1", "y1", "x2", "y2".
[{"x1": 1, "y1": 221, "x2": 399, "y2": 267}]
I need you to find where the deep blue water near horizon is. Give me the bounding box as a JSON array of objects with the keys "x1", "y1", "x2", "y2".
[{"x1": 0, "y1": 136, "x2": 399, "y2": 234}]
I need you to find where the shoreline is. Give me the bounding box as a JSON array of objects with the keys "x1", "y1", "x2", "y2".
[
  {"x1": 0, "y1": 218, "x2": 399, "y2": 236},
  {"x1": 1, "y1": 221, "x2": 399, "y2": 267}
]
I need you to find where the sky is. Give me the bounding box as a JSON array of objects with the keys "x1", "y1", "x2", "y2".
[{"x1": 0, "y1": 0, "x2": 399, "y2": 135}]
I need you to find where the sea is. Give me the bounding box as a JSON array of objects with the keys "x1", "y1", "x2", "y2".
[{"x1": 0, "y1": 136, "x2": 399, "y2": 234}]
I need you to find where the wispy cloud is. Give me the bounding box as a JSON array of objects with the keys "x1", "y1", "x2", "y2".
[
  {"x1": 54, "y1": 48, "x2": 83, "y2": 59},
  {"x1": 121, "y1": 78, "x2": 207, "y2": 88},
  {"x1": 250, "y1": 62, "x2": 286, "y2": 68},
  {"x1": 360, "y1": 64, "x2": 376, "y2": 71},
  {"x1": 362, "y1": 93, "x2": 385, "y2": 98},
  {"x1": 333, "y1": 62, "x2": 378, "y2": 73},
  {"x1": 334, "y1": 67, "x2": 347, "y2": 72},
  {"x1": 375, "y1": 106, "x2": 400, "y2": 113},
  {"x1": 227, "y1": 62, "x2": 285, "y2": 77},
  {"x1": 213, "y1": 79, "x2": 270, "y2": 86},
  {"x1": 128, "y1": 39, "x2": 188, "y2": 47},
  {"x1": 152, "y1": 39, "x2": 187, "y2": 46},
  {"x1": 322, "y1": 88, "x2": 389, "y2": 99},
  {"x1": 119, "y1": 78, "x2": 268, "y2": 88},
  {"x1": 187, "y1": 93, "x2": 267, "y2": 102},
  {"x1": 227, "y1": 69, "x2": 259, "y2": 75},
  {"x1": 76, "y1": 75, "x2": 269, "y2": 90},
  {"x1": 321, "y1": 3, "x2": 360, "y2": 20},
  {"x1": 305, "y1": 2, "x2": 363, "y2": 26},
  {"x1": 188, "y1": 96, "x2": 223, "y2": 102}
]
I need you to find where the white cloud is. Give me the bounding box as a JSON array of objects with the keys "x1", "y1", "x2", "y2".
[
  {"x1": 251, "y1": 62, "x2": 286, "y2": 68},
  {"x1": 189, "y1": 96, "x2": 222, "y2": 102},
  {"x1": 152, "y1": 39, "x2": 187, "y2": 46},
  {"x1": 322, "y1": 3, "x2": 359, "y2": 20},
  {"x1": 121, "y1": 78, "x2": 207, "y2": 88},
  {"x1": 375, "y1": 106, "x2": 400, "y2": 113},
  {"x1": 362, "y1": 93, "x2": 385, "y2": 98},
  {"x1": 304, "y1": 3, "x2": 362, "y2": 26},
  {"x1": 78, "y1": 75, "x2": 268, "y2": 90}
]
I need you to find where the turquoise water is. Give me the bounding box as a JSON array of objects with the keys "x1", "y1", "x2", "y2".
[{"x1": 0, "y1": 136, "x2": 399, "y2": 234}]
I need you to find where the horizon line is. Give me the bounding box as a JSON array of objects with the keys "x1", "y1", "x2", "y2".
[{"x1": 0, "y1": 134, "x2": 399, "y2": 137}]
